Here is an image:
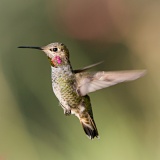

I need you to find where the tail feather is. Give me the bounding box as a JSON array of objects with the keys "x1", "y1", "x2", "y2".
[{"x1": 80, "y1": 115, "x2": 99, "y2": 139}]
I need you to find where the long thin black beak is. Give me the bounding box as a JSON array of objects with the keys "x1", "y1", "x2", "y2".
[{"x1": 18, "y1": 46, "x2": 42, "y2": 50}]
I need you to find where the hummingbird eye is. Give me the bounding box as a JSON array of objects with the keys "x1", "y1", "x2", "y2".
[
  {"x1": 53, "y1": 48, "x2": 58, "y2": 52},
  {"x1": 50, "y1": 48, "x2": 58, "y2": 52}
]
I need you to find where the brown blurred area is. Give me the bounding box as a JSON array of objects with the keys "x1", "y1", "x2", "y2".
[
  {"x1": 49, "y1": 0, "x2": 131, "y2": 41},
  {"x1": 0, "y1": 0, "x2": 160, "y2": 160}
]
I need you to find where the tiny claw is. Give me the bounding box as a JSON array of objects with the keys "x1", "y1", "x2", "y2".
[{"x1": 64, "y1": 109, "x2": 71, "y2": 116}]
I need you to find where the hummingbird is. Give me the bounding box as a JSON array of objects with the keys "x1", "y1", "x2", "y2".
[{"x1": 18, "y1": 42, "x2": 146, "y2": 139}]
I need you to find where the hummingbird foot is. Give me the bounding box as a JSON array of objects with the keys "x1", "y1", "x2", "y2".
[
  {"x1": 59, "y1": 103, "x2": 71, "y2": 116},
  {"x1": 64, "y1": 108, "x2": 71, "y2": 116}
]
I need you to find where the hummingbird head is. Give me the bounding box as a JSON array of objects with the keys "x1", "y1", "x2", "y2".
[
  {"x1": 18, "y1": 42, "x2": 70, "y2": 67},
  {"x1": 42, "y1": 42, "x2": 70, "y2": 67}
]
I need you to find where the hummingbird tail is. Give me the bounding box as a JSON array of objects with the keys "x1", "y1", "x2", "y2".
[{"x1": 80, "y1": 115, "x2": 99, "y2": 139}]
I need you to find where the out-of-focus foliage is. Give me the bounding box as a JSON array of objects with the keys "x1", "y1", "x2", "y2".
[{"x1": 0, "y1": 0, "x2": 159, "y2": 160}]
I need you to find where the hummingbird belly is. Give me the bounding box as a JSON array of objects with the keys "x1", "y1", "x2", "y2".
[{"x1": 51, "y1": 69, "x2": 81, "y2": 111}]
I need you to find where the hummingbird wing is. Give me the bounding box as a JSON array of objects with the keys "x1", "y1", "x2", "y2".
[
  {"x1": 74, "y1": 61, "x2": 103, "y2": 73},
  {"x1": 76, "y1": 70, "x2": 146, "y2": 96}
]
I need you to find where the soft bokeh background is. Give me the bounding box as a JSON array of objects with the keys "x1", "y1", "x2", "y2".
[{"x1": 0, "y1": 0, "x2": 159, "y2": 160}]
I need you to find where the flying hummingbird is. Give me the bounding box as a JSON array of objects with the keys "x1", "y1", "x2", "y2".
[{"x1": 18, "y1": 42, "x2": 146, "y2": 139}]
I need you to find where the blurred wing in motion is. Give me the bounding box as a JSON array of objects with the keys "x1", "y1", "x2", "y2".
[
  {"x1": 76, "y1": 70, "x2": 146, "y2": 96},
  {"x1": 74, "y1": 61, "x2": 103, "y2": 73}
]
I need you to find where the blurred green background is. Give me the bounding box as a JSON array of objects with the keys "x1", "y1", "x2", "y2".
[{"x1": 0, "y1": 0, "x2": 159, "y2": 160}]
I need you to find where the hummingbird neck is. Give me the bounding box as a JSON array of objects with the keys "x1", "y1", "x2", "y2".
[
  {"x1": 48, "y1": 56, "x2": 71, "y2": 68},
  {"x1": 51, "y1": 63, "x2": 73, "y2": 80},
  {"x1": 48, "y1": 56, "x2": 73, "y2": 72}
]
